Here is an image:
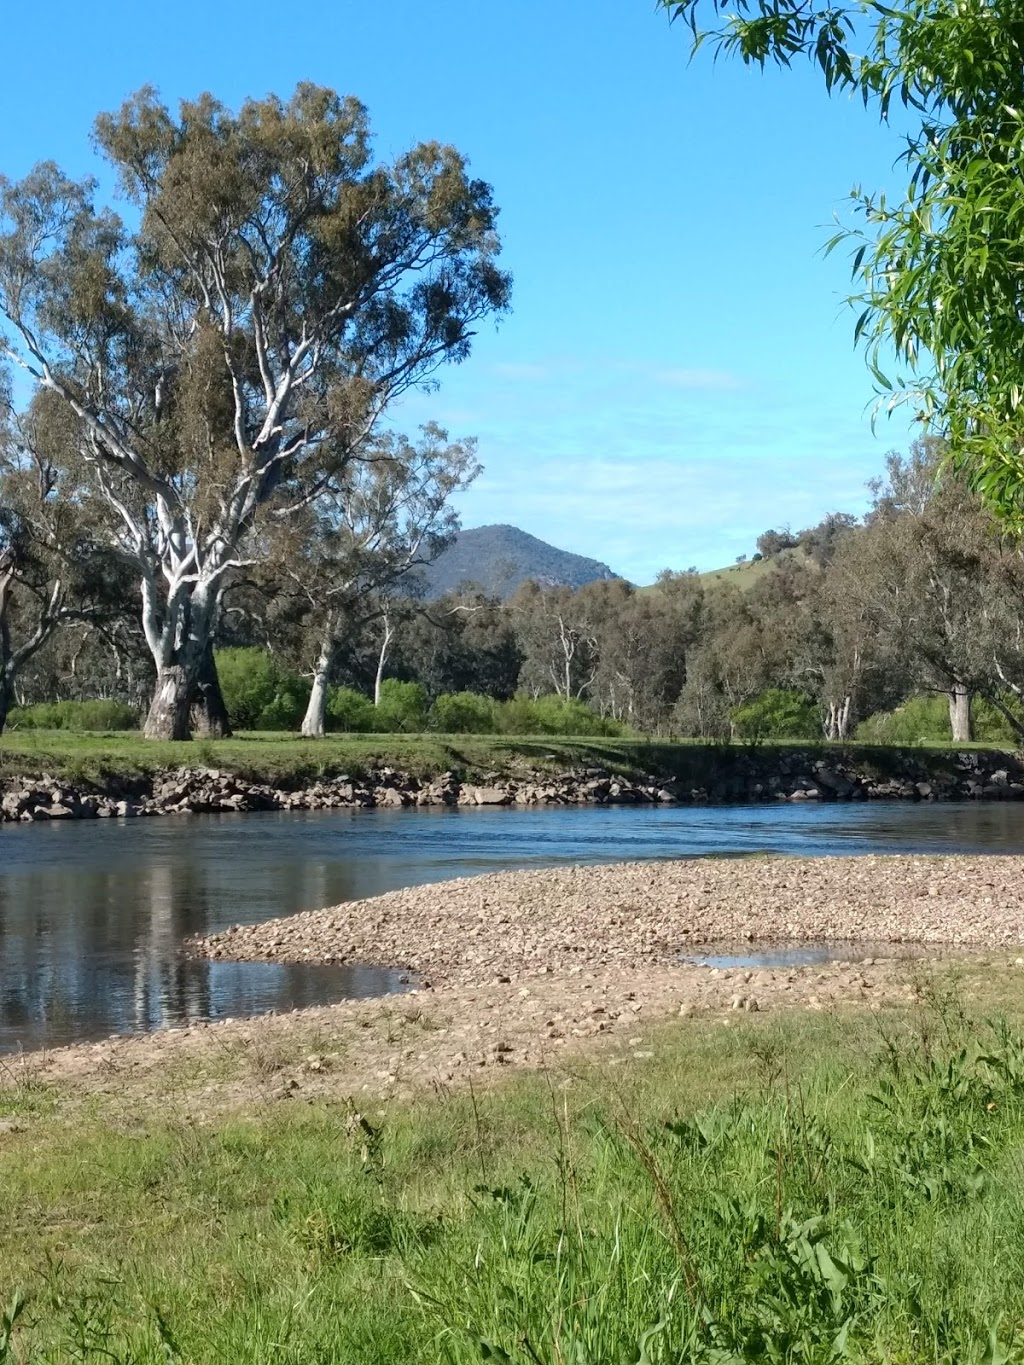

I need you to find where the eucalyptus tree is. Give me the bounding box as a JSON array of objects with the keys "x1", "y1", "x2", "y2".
[
  {"x1": 387, "y1": 588, "x2": 523, "y2": 700},
  {"x1": 664, "y1": 2, "x2": 1024, "y2": 520},
  {"x1": 511, "y1": 582, "x2": 600, "y2": 701},
  {"x1": 281, "y1": 423, "x2": 478, "y2": 737},
  {"x1": 0, "y1": 84, "x2": 509, "y2": 738},
  {"x1": 674, "y1": 582, "x2": 769, "y2": 737},
  {"x1": 0, "y1": 388, "x2": 118, "y2": 732},
  {"x1": 816, "y1": 529, "x2": 906, "y2": 738},
  {"x1": 859, "y1": 446, "x2": 1003, "y2": 740},
  {"x1": 579, "y1": 576, "x2": 697, "y2": 728}
]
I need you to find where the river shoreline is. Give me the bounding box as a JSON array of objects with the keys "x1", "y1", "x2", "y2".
[
  {"x1": 4, "y1": 741, "x2": 1024, "y2": 822},
  {"x1": 10, "y1": 854, "x2": 1024, "y2": 1110}
]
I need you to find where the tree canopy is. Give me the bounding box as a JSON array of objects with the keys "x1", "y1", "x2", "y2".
[{"x1": 0, "y1": 84, "x2": 509, "y2": 737}]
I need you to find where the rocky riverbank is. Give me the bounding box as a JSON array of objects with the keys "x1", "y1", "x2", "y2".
[{"x1": 3, "y1": 744, "x2": 1024, "y2": 821}]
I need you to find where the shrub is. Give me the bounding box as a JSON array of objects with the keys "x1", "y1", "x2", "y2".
[
  {"x1": 326, "y1": 687, "x2": 376, "y2": 733},
  {"x1": 430, "y1": 692, "x2": 496, "y2": 733},
  {"x1": 495, "y1": 694, "x2": 626, "y2": 737},
  {"x1": 374, "y1": 679, "x2": 428, "y2": 733},
  {"x1": 255, "y1": 675, "x2": 311, "y2": 731},
  {"x1": 855, "y1": 694, "x2": 950, "y2": 744},
  {"x1": 731, "y1": 688, "x2": 820, "y2": 741},
  {"x1": 857, "y1": 692, "x2": 1024, "y2": 745},
  {"x1": 214, "y1": 648, "x2": 312, "y2": 731},
  {"x1": 7, "y1": 699, "x2": 140, "y2": 732},
  {"x1": 215, "y1": 648, "x2": 280, "y2": 730},
  {"x1": 973, "y1": 695, "x2": 1024, "y2": 743}
]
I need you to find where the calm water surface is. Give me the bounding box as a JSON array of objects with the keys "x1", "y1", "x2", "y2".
[{"x1": 2, "y1": 801, "x2": 1024, "y2": 1052}]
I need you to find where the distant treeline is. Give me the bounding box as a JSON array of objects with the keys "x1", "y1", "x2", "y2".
[{"x1": 14, "y1": 439, "x2": 1024, "y2": 745}]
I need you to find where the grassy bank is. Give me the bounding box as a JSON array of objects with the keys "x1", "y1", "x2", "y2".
[
  {"x1": 0, "y1": 730, "x2": 700, "y2": 786},
  {"x1": 5, "y1": 986, "x2": 1024, "y2": 1362},
  {"x1": 0, "y1": 727, "x2": 1015, "y2": 789}
]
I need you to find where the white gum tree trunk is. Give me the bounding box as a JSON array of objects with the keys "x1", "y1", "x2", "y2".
[
  {"x1": 948, "y1": 683, "x2": 972, "y2": 743},
  {"x1": 301, "y1": 628, "x2": 335, "y2": 739}
]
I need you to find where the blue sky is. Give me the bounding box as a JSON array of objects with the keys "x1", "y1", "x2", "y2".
[{"x1": 0, "y1": 0, "x2": 914, "y2": 582}]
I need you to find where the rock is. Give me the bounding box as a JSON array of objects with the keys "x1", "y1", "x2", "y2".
[{"x1": 813, "y1": 767, "x2": 854, "y2": 798}]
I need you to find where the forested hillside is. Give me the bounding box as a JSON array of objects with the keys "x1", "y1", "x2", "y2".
[{"x1": 419, "y1": 525, "x2": 620, "y2": 599}]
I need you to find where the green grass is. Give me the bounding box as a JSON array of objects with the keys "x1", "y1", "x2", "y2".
[
  {"x1": 696, "y1": 555, "x2": 785, "y2": 590},
  {"x1": 638, "y1": 547, "x2": 811, "y2": 594},
  {"x1": 0, "y1": 728, "x2": 1015, "y2": 791},
  {"x1": 0, "y1": 730, "x2": 704, "y2": 787},
  {"x1": 6, "y1": 987, "x2": 1024, "y2": 1361}
]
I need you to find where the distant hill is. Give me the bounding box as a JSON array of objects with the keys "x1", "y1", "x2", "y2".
[
  {"x1": 696, "y1": 546, "x2": 804, "y2": 590},
  {"x1": 422, "y1": 525, "x2": 621, "y2": 600},
  {"x1": 638, "y1": 546, "x2": 812, "y2": 595}
]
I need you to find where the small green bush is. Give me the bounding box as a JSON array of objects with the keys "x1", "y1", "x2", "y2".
[
  {"x1": 255, "y1": 675, "x2": 311, "y2": 731},
  {"x1": 374, "y1": 679, "x2": 428, "y2": 733},
  {"x1": 857, "y1": 692, "x2": 1024, "y2": 745},
  {"x1": 430, "y1": 692, "x2": 496, "y2": 733},
  {"x1": 973, "y1": 695, "x2": 1024, "y2": 743},
  {"x1": 216, "y1": 647, "x2": 309, "y2": 731},
  {"x1": 494, "y1": 694, "x2": 626, "y2": 737},
  {"x1": 326, "y1": 687, "x2": 376, "y2": 733},
  {"x1": 216, "y1": 648, "x2": 280, "y2": 730},
  {"x1": 7, "y1": 699, "x2": 139, "y2": 732},
  {"x1": 856, "y1": 694, "x2": 949, "y2": 744},
  {"x1": 731, "y1": 688, "x2": 820, "y2": 741}
]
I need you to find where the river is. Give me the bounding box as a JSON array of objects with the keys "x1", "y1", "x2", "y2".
[{"x1": 2, "y1": 801, "x2": 1023, "y2": 1052}]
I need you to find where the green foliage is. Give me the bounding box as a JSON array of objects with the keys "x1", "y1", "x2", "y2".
[
  {"x1": 255, "y1": 676, "x2": 311, "y2": 732},
  {"x1": 667, "y1": 1, "x2": 1024, "y2": 523},
  {"x1": 326, "y1": 686, "x2": 377, "y2": 734},
  {"x1": 216, "y1": 648, "x2": 279, "y2": 731},
  {"x1": 430, "y1": 691, "x2": 496, "y2": 734},
  {"x1": 426, "y1": 692, "x2": 625, "y2": 737},
  {"x1": 7, "y1": 699, "x2": 139, "y2": 732},
  {"x1": 858, "y1": 693, "x2": 1024, "y2": 746},
  {"x1": 497, "y1": 694, "x2": 627, "y2": 737},
  {"x1": 216, "y1": 648, "x2": 309, "y2": 732},
  {"x1": 856, "y1": 694, "x2": 951, "y2": 745},
  {"x1": 973, "y1": 696, "x2": 1024, "y2": 745},
  {"x1": 8, "y1": 1007, "x2": 1024, "y2": 1361},
  {"x1": 731, "y1": 688, "x2": 820, "y2": 741},
  {"x1": 374, "y1": 679, "x2": 429, "y2": 733}
]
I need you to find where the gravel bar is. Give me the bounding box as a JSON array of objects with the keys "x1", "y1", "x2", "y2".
[{"x1": 192, "y1": 855, "x2": 1024, "y2": 987}]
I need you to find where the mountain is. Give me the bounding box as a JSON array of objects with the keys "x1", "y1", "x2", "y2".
[{"x1": 421, "y1": 524, "x2": 621, "y2": 600}]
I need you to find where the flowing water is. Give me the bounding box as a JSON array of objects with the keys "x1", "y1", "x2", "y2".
[{"x1": 2, "y1": 800, "x2": 1024, "y2": 1052}]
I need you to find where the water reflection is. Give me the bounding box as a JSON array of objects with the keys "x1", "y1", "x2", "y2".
[
  {"x1": 686, "y1": 943, "x2": 939, "y2": 971},
  {"x1": 1, "y1": 800, "x2": 1023, "y2": 1051}
]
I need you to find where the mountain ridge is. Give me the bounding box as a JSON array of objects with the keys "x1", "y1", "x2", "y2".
[{"x1": 422, "y1": 524, "x2": 621, "y2": 600}]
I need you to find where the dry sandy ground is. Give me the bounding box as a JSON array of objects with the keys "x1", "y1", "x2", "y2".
[{"x1": 7, "y1": 855, "x2": 1024, "y2": 1119}]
